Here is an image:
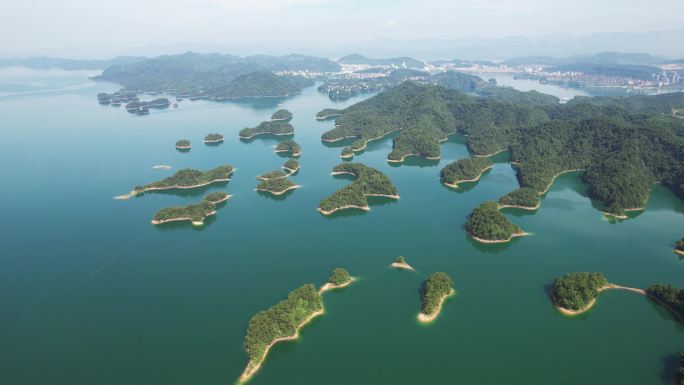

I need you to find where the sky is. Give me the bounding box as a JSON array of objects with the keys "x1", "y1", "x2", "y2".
[{"x1": 1, "y1": 0, "x2": 683, "y2": 58}]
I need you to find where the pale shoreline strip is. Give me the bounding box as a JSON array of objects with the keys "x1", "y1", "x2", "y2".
[
  {"x1": 150, "y1": 210, "x2": 216, "y2": 226},
  {"x1": 318, "y1": 278, "x2": 354, "y2": 294},
  {"x1": 443, "y1": 165, "x2": 493, "y2": 188},
  {"x1": 206, "y1": 194, "x2": 232, "y2": 205},
  {"x1": 318, "y1": 205, "x2": 370, "y2": 215},
  {"x1": 116, "y1": 174, "x2": 234, "y2": 200},
  {"x1": 387, "y1": 153, "x2": 441, "y2": 163},
  {"x1": 240, "y1": 131, "x2": 294, "y2": 140},
  {"x1": 238, "y1": 308, "x2": 324, "y2": 383},
  {"x1": 470, "y1": 231, "x2": 529, "y2": 244},
  {"x1": 675, "y1": 249, "x2": 684, "y2": 256},
  {"x1": 602, "y1": 207, "x2": 645, "y2": 220},
  {"x1": 539, "y1": 169, "x2": 584, "y2": 195},
  {"x1": 391, "y1": 262, "x2": 414, "y2": 271},
  {"x1": 203, "y1": 138, "x2": 224, "y2": 144},
  {"x1": 473, "y1": 148, "x2": 506, "y2": 158},
  {"x1": 255, "y1": 185, "x2": 301, "y2": 196},
  {"x1": 275, "y1": 149, "x2": 301, "y2": 157},
  {"x1": 316, "y1": 113, "x2": 342, "y2": 120},
  {"x1": 556, "y1": 284, "x2": 646, "y2": 316},
  {"x1": 152, "y1": 165, "x2": 172, "y2": 169},
  {"x1": 498, "y1": 202, "x2": 541, "y2": 211},
  {"x1": 175, "y1": 145, "x2": 191, "y2": 150},
  {"x1": 418, "y1": 288, "x2": 455, "y2": 323}
]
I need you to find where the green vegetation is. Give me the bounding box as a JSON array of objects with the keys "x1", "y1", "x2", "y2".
[
  {"x1": 239, "y1": 120, "x2": 294, "y2": 139},
  {"x1": 421, "y1": 272, "x2": 453, "y2": 315},
  {"x1": 677, "y1": 238, "x2": 684, "y2": 252},
  {"x1": 552, "y1": 272, "x2": 609, "y2": 311},
  {"x1": 271, "y1": 109, "x2": 293, "y2": 120},
  {"x1": 256, "y1": 178, "x2": 298, "y2": 195},
  {"x1": 152, "y1": 201, "x2": 215, "y2": 225},
  {"x1": 341, "y1": 146, "x2": 354, "y2": 159},
  {"x1": 319, "y1": 163, "x2": 398, "y2": 214},
  {"x1": 429, "y1": 71, "x2": 484, "y2": 92},
  {"x1": 283, "y1": 159, "x2": 300, "y2": 173},
  {"x1": 498, "y1": 187, "x2": 541, "y2": 209},
  {"x1": 395, "y1": 256, "x2": 406, "y2": 264},
  {"x1": 175, "y1": 139, "x2": 191, "y2": 148},
  {"x1": 204, "y1": 133, "x2": 224, "y2": 142},
  {"x1": 275, "y1": 140, "x2": 301, "y2": 156},
  {"x1": 466, "y1": 201, "x2": 524, "y2": 242},
  {"x1": 327, "y1": 268, "x2": 351, "y2": 286},
  {"x1": 257, "y1": 170, "x2": 288, "y2": 180},
  {"x1": 134, "y1": 165, "x2": 234, "y2": 194},
  {"x1": 327, "y1": 82, "x2": 684, "y2": 216},
  {"x1": 646, "y1": 284, "x2": 684, "y2": 320},
  {"x1": 204, "y1": 191, "x2": 229, "y2": 204},
  {"x1": 316, "y1": 108, "x2": 343, "y2": 119},
  {"x1": 440, "y1": 157, "x2": 492, "y2": 186},
  {"x1": 244, "y1": 284, "x2": 323, "y2": 363}
]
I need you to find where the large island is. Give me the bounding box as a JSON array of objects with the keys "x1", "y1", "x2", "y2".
[
  {"x1": 318, "y1": 163, "x2": 399, "y2": 215},
  {"x1": 418, "y1": 272, "x2": 454, "y2": 323},
  {"x1": 256, "y1": 178, "x2": 300, "y2": 195},
  {"x1": 129, "y1": 165, "x2": 234, "y2": 196}
]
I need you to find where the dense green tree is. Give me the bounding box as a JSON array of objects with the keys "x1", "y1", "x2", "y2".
[
  {"x1": 134, "y1": 165, "x2": 234, "y2": 193},
  {"x1": 204, "y1": 133, "x2": 224, "y2": 142},
  {"x1": 275, "y1": 140, "x2": 301, "y2": 156},
  {"x1": 319, "y1": 163, "x2": 398, "y2": 213},
  {"x1": 271, "y1": 109, "x2": 293, "y2": 120},
  {"x1": 240, "y1": 120, "x2": 294, "y2": 138},
  {"x1": 421, "y1": 272, "x2": 453, "y2": 315},
  {"x1": 466, "y1": 201, "x2": 523, "y2": 241},
  {"x1": 552, "y1": 272, "x2": 608, "y2": 311},
  {"x1": 498, "y1": 187, "x2": 540, "y2": 208},
  {"x1": 256, "y1": 178, "x2": 297, "y2": 194},
  {"x1": 646, "y1": 284, "x2": 684, "y2": 320},
  {"x1": 440, "y1": 157, "x2": 492, "y2": 186},
  {"x1": 204, "y1": 191, "x2": 229, "y2": 204},
  {"x1": 175, "y1": 139, "x2": 191, "y2": 148},
  {"x1": 327, "y1": 268, "x2": 351, "y2": 286},
  {"x1": 152, "y1": 201, "x2": 216, "y2": 224}
]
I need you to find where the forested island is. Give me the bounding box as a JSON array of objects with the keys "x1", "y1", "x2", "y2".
[
  {"x1": 240, "y1": 284, "x2": 323, "y2": 383},
  {"x1": 318, "y1": 163, "x2": 398, "y2": 215},
  {"x1": 675, "y1": 237, "x2": 684, "y2": 256},
  {"x1": 552, "y1": 272, "x2": 609, "y2": 315},
  {"x1": 125, "y1": 98, "x2": 170, "y2": 115},
  {"x1": 239, "y1": 120, "x2": 294, "y2": 139},
  {"x1": 466, "y1": 201, "x2": 526, "y2": 243},
  {"x1": 151, "y1": 192, "x2": 230, "y2": 226},
  {"x1": 391, "y1": 256, "x2": 414, "y2": 270},
  {"x1": 316, "y1": 108, "x2": 343, "y2": 120},
  {"x1": 257, "y1": 160, "x2": 300, "y2": 181},
  {"x1": 283, "y1": 159, "x2": 300, "y2": 174},
  {"x1": 418, "y1": 272, "x2": 454, "y2": 323},
  {"x1": 203, "y1": 133, "x2": 224, "y2": 143},
  {"x1": 175, "y1": 139, "x2": 191, "y2": 150},
  {"x1": 498, "y1": 187, "x2": 541, "y2": 210},
  {"x1": 323, "y1": 81, "x2": 684, "y2": 217},
  {"x1": 131, "y1": 165, "x2": 234, "y2": 196},
  {"x1": 440, "y1": 157, "x2": 493, "y2": 188},
  {"x1": 271, "y1": 109, "x2": 293, "y2": 121},
  {"x1": 275, "y1": 140, "x2": 301, "y2": 156},
  {"x1": 256, "y1": 178, "x2": 300, "y2": 195},
  {"x1": 645, "y1": 284, "x2": 684, "y2": 322},
  {"x1": 319, "y1": 268, "x2": 353, "y2": 292}
]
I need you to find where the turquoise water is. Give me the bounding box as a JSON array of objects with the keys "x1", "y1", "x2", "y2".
[{"x1": 1, "y1": 67, "x2": 684, "y2": 385}]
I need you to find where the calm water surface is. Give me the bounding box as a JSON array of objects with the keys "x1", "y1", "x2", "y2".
[{"x1": 1, "y1": 68, "x2": 684, "y2": 385}]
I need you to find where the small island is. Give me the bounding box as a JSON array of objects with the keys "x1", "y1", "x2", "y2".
[
  {"x1": 552, "y1": 272, "x2": 609, "y2": 315},
  {"x1": 270, "y1": 109, "x2": 293, "y2": 121},
  {"x1": 283, "y1": 159, "x2": 300, "y2": 174},
  {"x1": 418, "y1": 272, "x2": 454, "y2": 323},
  {"x1": 341, "y1": 146, "x2": 354, "y2": 160},
  {"x1": 466, "y1": 201, "x2": 527, "y2": 243},
  {"x1": 175, "y1": 139, "x2": 191, "y2": 150},
  {"x1": 315, "y1": 108, "x2": 343, "y2": 120},
  {"x1": 319, "y1": 268, "x2": 353, "y2": 293},
  {"x1": 151, "y1": 201, "x2": 216, "y2": 226},
  {"x1": 129, "y1": 165, "x2": 234, "y2": 197},
  {"x1": 204, "y1": 191, "x2": 231, "y2": 204},
  {"x1": 646, "y1": 284, "x2": 684, "y2": 322},
  {"x1": 675, "y1": 237, "x2": 684, "y2": 256},
  {"x1": 275, "y1": 140, "x2": 301, "y2": 157},
  {"x1": 203, "y1": 133, "x2": 224, "y2": 144},
  {"x1": 318, "y1": 163, "x2": 399, "y2": 215},
  {"x1": 256, "y1": 178, "x2": 300, "y2": 195},
  {"x1": 256, "y1": 170, "x2": 288, "y2": 180},
  {"x1": 391, "y1": 256, "x2": 414, "y2": 270},
  {"x1": 239, "y1": 120, "x2": 294, "y2": 139},
  {"x1": 498, "y1": 187, "x2": 541, "y2": 210},
  {"x1": 440, "y1": 157, "x2": 493, "y2": 188},
  {"x1": 240, "y1": 284, "x2": 323, "y2": 383}
]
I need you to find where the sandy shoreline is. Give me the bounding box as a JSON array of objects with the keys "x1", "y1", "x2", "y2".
[
  {"x1": 150, "y1": 210, "x2": 216, "y2": 226},
  {"x1": 443, "y1": 165, "x2": 493, "y2": 188},
  {"x1": 539, "y1": 169, "x2": 584, "y2": 195},
  {"x1": 240, "y1": 131, "x2": 294, "y2": 140},
  {"x1": 418, "y1": 288, "x2": 455, "y2": 323},
  {"x1": 118, "y1": 176, "x2": 233, "y2": 199},
  {"x1": 341, "y1": 153, "x2": 353, "y2": 159},
  {"x1": 203, "y1": 138, "x2": 224, "y2": 144},
  {"x1": 365, "y1": 193, "x2": 400, "y2": 199},
  {"x1": 674, "y1": 249, "x2": 684, "y2": 256},
  {"x1": 152, "y1": 165, "x2": 172, "y2": 169},
  {"x1": 206, "y1": 194, "x2": 232, "y2": 204},
  {"x1": 498, "y1": 202, "x2": 541, "y2": 211},
  {"x1": 556, "y1": 284, "x2": 646, "y2": 316},
  {"x1": 321, "y1": 135, "x2": 357, "y2": 143},
  {"x1": 319, "y1": 278, "x2": 354, "y2": 294},
  {"x1": 470, "y1": 231, "x2": 529, "y2": 244},
  {"x1": 238, "y1": 308, "x2": 324, "y2": 383},
  {"x1": 473, "y1": 148, "x2": 506, "y2": 158},
  {"x1": 283, "y1": 165, "x2": 300, "y2": 175},
  {"x1": 391, "y1": 261, "x2": 414, "y2": 271},
  {"x1": 602, "y1": 207, "x2": 645, "y2": 220},
  {"x1": 318, "y1": 204, "x2": 370, "y2": 215},
  {"x1": 175, "y1": 145, "x2": 191, "y2": 149},
  {"x1": 331, "y1": 171, "x2": 357, "y2": 176},
  {"x1": 316, "y1": 113, "x2": 342, "y2": 120},
  {"x1": 256, "y1": 185, "x2": 301, "y2": 196},
  {"x1": 275, "y1": 149, "x2": 301, "y2": 157}
]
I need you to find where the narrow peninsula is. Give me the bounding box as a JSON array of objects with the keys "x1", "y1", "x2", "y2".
[
  {"x1": 239, "y1": 120, "x2": 294, "y2": 139},
  {"x1": 275, "y1": 140, "x2": 301, "y2": 157},
  {"x1": 256, "y1": 178, "x2": 300, "y2": 195},
  {"x1": 440, "y1": 157, "x2": 493, "y2": 188},
  {"x1": 319, "y1": 268, "x2": 353, "y2": 293},
  {"x1": 129, "y1": 165, "x2": 234, "y2": 197},
  {"x1": 203, "y1": 133, "x2": 224, "y2": 144},
  {"x1": 240, "y1": 284, "x2": 323, "y2": 383},
  {"x1": 466, "y1": 201, "x2": 526, "y2": 243},
  {"x1": 315, "y1": 108, "x2": 343, "y2": 120},
  {"x1": 552, "y1": 272, "x2": 646, "y2": 315},
  {"x1": 318, "y1": 163, "x2": 398, "y2": 215},
  {"x1": 270, "y1": 109, "x2": 293, "y2": 121},
  {"x1": 498, "y1": 187, "x2": 541, "y2": 210},
  {"x1": 418, "y1": 272, "x2": 454, "y2": 323}
]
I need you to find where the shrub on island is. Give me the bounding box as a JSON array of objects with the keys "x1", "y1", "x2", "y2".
[
  {"x1": 676, "y1": 238, "x2": 684, "y2": 253},
  {"x1": 134, "y1": 165, "x2": 234, "y2": 194},
  {"x1": 175, "y1": 139, "x2": 191, "y2": 149},
  {"x1": 239, "y1": 120, "x2": 294, "y2": 139},
  {"x1": 341, "y1": 146, "x2": 354, "y2": 159},
  {"x1": 440, "y1": 157, "x2": 492, "y2": 187},
  {"x1": 275, "y1": 140, "x2": 301, "y2": 156},
  {"x1": 327, "y1": 268, "x2": 351, "y2": 286},
  {"x1": 152, "y1": 201, "x2": 215, "y2": 225},
  {"x1": 204, "y1": 133, "x2": 224, "y2": 143},
  {"x1": 256, "y1": 178, "x2": 298, "y2": 195},
  {"x1": 283, "y1": 159, "x2": 300, "y2": 173},
  {"x1": 466, "y1": 201, "x2": 524, "y2": 242},
  {"x1": 646, "y1": 284, "x2": 684, "y2": 320},
  {"x1": 395, "y1": 256, "x2": 406, "y2": 264},
  {"x1": 421, "y1": 272, "x2": 453, "y2": 316},
  {"x1": 552, "y1": 272, "x2": 608, "y2": 311},
  {"x1": 257, "y1": 170, "x2": 288, "y2": 180},
  {"x1": 271, "y1": 109, "x2": 293, "y2": 121},
  {"x1": 316, "y1": 108, "x2": 343, "y2": 120},
  {"x1": 244, "y1": 284, "x2": 323, "y2": 369},
  {"x1": 318, "y1": 163, "x2": 398, "y2": 214},
  {"x1": 204, "y1": 191, "x2": 229, "y2": 204},
  {"x1": 498, "y1": 187, "x2": 540, "y2": 209}
]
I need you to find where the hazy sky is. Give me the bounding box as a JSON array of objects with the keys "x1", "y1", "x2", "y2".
[{"x1": 1, "y1": 0, "x2": 683, "y2": 57}]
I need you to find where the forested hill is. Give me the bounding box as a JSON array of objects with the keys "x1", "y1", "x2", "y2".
[
  {"x1": 323, "y1": 82, "x2": 684, "y2": 215},
  {"x1": 93, "y1": 52, "x2": 329, "y2": 97}
]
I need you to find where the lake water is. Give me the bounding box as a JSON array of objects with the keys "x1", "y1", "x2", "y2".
[{"x1": 1, "y1": 67, "x2": 684, "y2": 385}]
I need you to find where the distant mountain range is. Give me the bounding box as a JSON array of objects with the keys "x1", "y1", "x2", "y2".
[
  {"x1": 0, "y1": 56, "x2": 145, "y2": 70},
  {"x1": 337, "y1": 54, "x2": 425, "y2": 68}
]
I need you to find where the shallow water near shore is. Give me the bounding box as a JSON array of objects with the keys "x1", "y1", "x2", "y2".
[{"x1": 1, "y1": 68, "x2": 684, "y2": 385}]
